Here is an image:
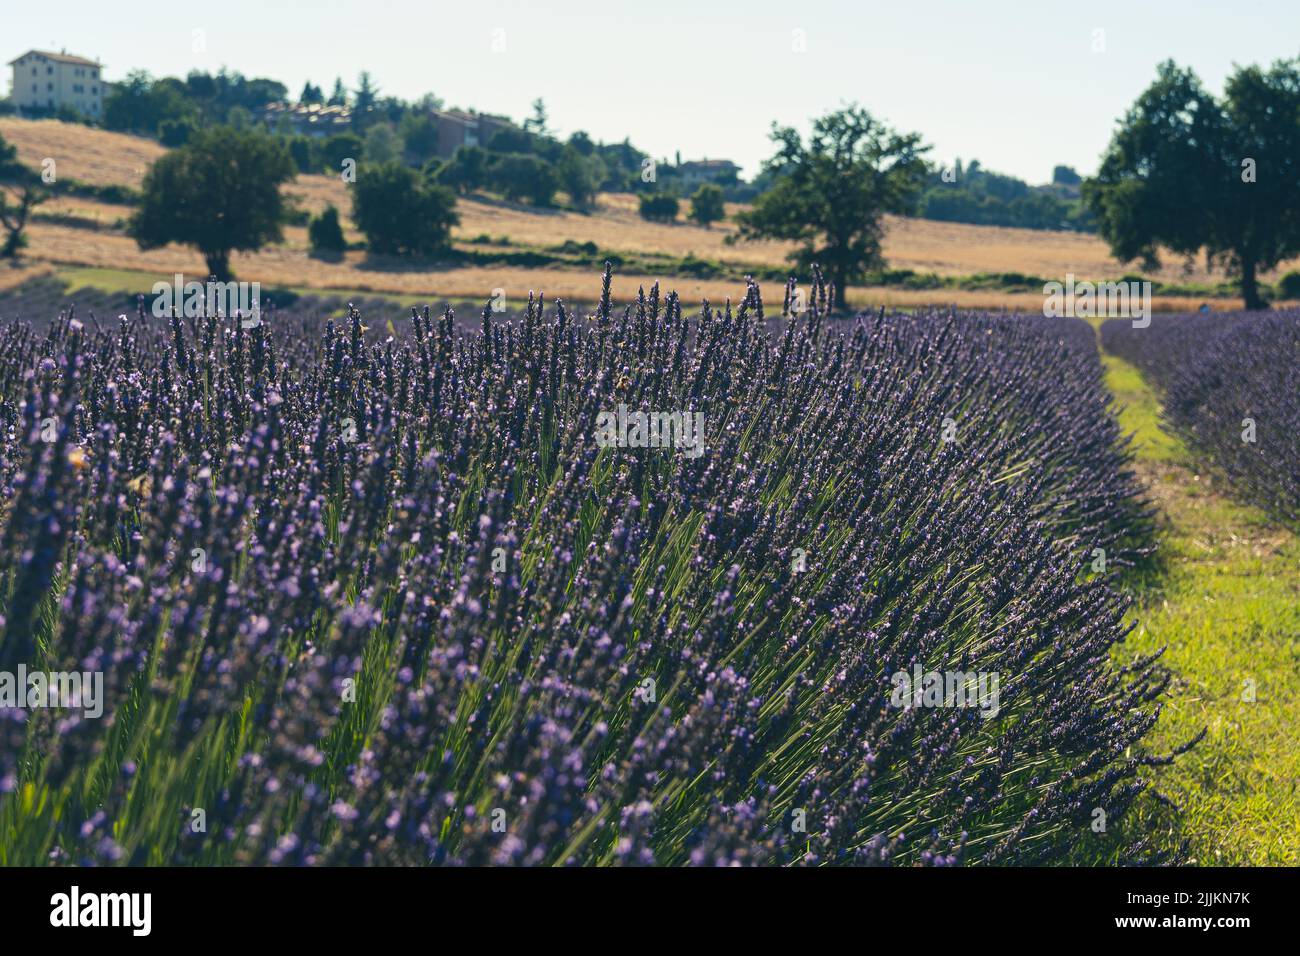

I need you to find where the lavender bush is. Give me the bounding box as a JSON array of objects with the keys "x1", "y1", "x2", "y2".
[
  {"x1": 0, "y1": 268, "x2": 1169, "y2": 866},
  {"x1": 1101, "y1": 311, "x2": 1300, "y2": 529}
]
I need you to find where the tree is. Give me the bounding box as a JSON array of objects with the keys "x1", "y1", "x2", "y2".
[
  {"x1": 436, "y1": 146, "x2": 490, "y2": 194},
  {"x1": 734, "y1": 105, "x2": 929, "y2": 300},
  {"x1": 129, "y1": 127, "x2": 295, "y2": 281},
  {"x1": 0, "y1": 133, "x2": 47, "y2": 259},
  {"x1": 158, "y1": 117, "x2": 195, "y2": 147},
  {"x1": 557, "y1": 145, "x2": 603, "y2": 207},
  {"x1": 352, "y1": 72, "x2": 379, "y2": 131},
  {"x1": 286, "y1": 136, "x2": 316, "y2": 174},
  {"x1": 103, "y1": 71, "x2": 198, "y2": 136},
  {"x1": 491, "y1": 154, "x2": 559, "y2": 206},
  {"x1": 485, "y1": 126, "x2": 537, "y2": 155},
  {"x1": 225, "y1": 105, "x2": 253, "y2": 130},
  {"x1": 400, "y1": 112, "x2": 442, "y2": 165},
  {"x1": 1085, "y1": 58, "x2": 1300, "y2": 310},
  {"x1": 363, "y1": 123, "x2": 401, "y2": 165},
  {"x1": 186, "y1": 71, "x2": 218, "y2": 101},
  {"x1": 351, "y1": 162, "x2": 459, "y2": 256},
  {"x1": 638, "y1": 193, "x2": 679, "y2": 223},
  {"x1": 567, "y1": 130, "x2": 596, "y2": 156},
  {"x1": 689, "y1": 183, "x2": 726, "y2": 227},
  {"x1": 300, "y1": 81, "x2": 324, "y2": 105},
  {"x1": 320, "y1": 133, "x2": 364, "y2": 175},
  {"x1": 1052, "y1": 165, "x2": 1082, "y2": 187},
  {"x1": 308, "y1": 204, "x2": 347, "y2": 254},
  {"x1": 524, "y1": 98, "x2": 549, "y2": 136},
  {"x1": 327, "y1": 78, "x2": 348, "y2": 107}
]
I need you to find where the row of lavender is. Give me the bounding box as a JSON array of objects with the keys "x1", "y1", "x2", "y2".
[
  {"x1": 0, "y1": 270, "x2": 1164, "y2": 866},
  {"x1": 1101, "y1": 311, "x2": 1300, "y2": 530}
]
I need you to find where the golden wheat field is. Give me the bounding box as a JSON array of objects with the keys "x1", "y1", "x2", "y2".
[{"x1": 4, "y1": 116, "x2": 1296, "y2": 309}]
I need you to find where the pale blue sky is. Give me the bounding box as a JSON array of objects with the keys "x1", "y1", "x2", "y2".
[{"x1": 5, "y1": 0, "x2": 1297, "y2": 182}]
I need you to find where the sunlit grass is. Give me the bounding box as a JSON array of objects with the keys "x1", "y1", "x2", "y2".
[{"x1": 1100, "y1": 351, "x2": 1300, "y2": 865}]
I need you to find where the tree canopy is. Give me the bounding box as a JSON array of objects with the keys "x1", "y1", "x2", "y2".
[
  {"x1": 350, "y1": 161, "x2": 459, "y2": 256},
  {"x1": 689, "y1": 183, "x2": 726, "y2": 227},
  {"x1": 734, "y1": 105, "x2": 929, "y2": 301},
  {"x1": 129, "y1": 126, "x2": 296, "y2": 280},
  {"x1": 1085, "y1": 58, "x2": 1300, "y2": 309}
]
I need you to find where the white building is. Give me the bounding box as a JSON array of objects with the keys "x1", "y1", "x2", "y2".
[{"x1": 8, "y1": 49, "x2": 106, "y2": 118}]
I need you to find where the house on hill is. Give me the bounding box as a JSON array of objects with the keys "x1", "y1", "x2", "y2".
[
  {"x1": 8, "y1": 49, "x2": 106, "y2": 118},
  {"x1": 259, "y1": 101, "x2": 353, "y2": 138},
  {"x1": 429, "y1": 108, "x2": 514, "y2": 158}
]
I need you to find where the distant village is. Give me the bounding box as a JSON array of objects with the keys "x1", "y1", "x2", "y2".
[
  {"x1": 2, "y1": 46, "x2": 1094, "y2": 232},
  {"x1": 3, "y1": 47, "x2": 746, "y2": 193}
]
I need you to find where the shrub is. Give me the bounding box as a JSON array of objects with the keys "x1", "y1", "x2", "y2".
[
  {"x1": 308, "y1": 204, "x2": 347, "y2": 254},
  {"x1": 639, "y1": 192, "x2": 679, "y2": 222},
  {"x1": 435, "y1": 146, "x2": 490, "y2": 194},
  {"x1": 490, "y1": 153, "x2": 559, "y2": 206},
  {"x1": 1277, "y1": 270, "x2": 1300, "y2": 300},
  {"x1": 689, "y1": 183, "x2": 726, "y2": 227}
]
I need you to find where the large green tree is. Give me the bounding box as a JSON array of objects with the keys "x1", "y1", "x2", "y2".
[
  {"x1": 435, "y1": 146, "x2": 490, "y2": 194},
  {"x1": 491, "y1": 154, "x2": 559, "y2": 207},
  {"x1": 129, "y1": 127, "x2": 296, "y2": 281},
  {"x1": 1086, "y1": 58, "x2": 1300, "y2": 310},
  {"x1": 104, "y1": 71, "x2": 199, "y2": 136},
  {"x1": 735, "y1": 105, "x2": 929, "y2": 300},
  {"x1": 351, "y1": 162, "x2": 459, "y2": 256},
  {"x1": 557, "y1": 145, "x2": 603, "y2": 208}
]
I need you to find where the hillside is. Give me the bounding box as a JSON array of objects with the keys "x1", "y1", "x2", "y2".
[{"x1": 3, "y1": 117, "x2": 1294, "y2": 309}]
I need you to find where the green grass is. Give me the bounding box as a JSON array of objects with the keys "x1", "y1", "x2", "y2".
[{"x1": 1101, "y1": 351, "x2": 1300, "y2": 864}]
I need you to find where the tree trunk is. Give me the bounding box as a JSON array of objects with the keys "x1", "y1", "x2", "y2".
[
  {"x1": 0, "y1": 187, "x2": 36, "y2": 259},
  {"x1": 204, "y1": 250, "x2": 233, "y2": 283},
  {"x1": 1240, "y1": 257, "x2": 1264, "y2": 310}
]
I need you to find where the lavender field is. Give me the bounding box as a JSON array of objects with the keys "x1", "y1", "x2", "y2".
[
  {"x1": 0, "y1": 267, "x2": 1197, "y2": 866},
  {"x1": 1102, "y1": 312, "x2": 1300, "y2": 531}
]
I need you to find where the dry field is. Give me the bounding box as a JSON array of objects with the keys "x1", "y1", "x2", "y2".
[
  {"x1": 298, "y1": 174, "x2": 1275, "y2": 285},
  {"x1": 20, "y1": 219, "x2": 1230, "y2": 312},
  {"x1": 0, "y1": 260, "x2": 54, "y2": 291},
  {"x1": 4, "y1": 117, "x2": 1296, "y2": 309},
  {"x1": 0, "y1": 117, "x2": 164, "y2": 189}
]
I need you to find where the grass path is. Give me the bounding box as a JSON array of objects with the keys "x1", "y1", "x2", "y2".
[{"x1": 1100, "y1": 353, "x2": 1300, "y2": 864}]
